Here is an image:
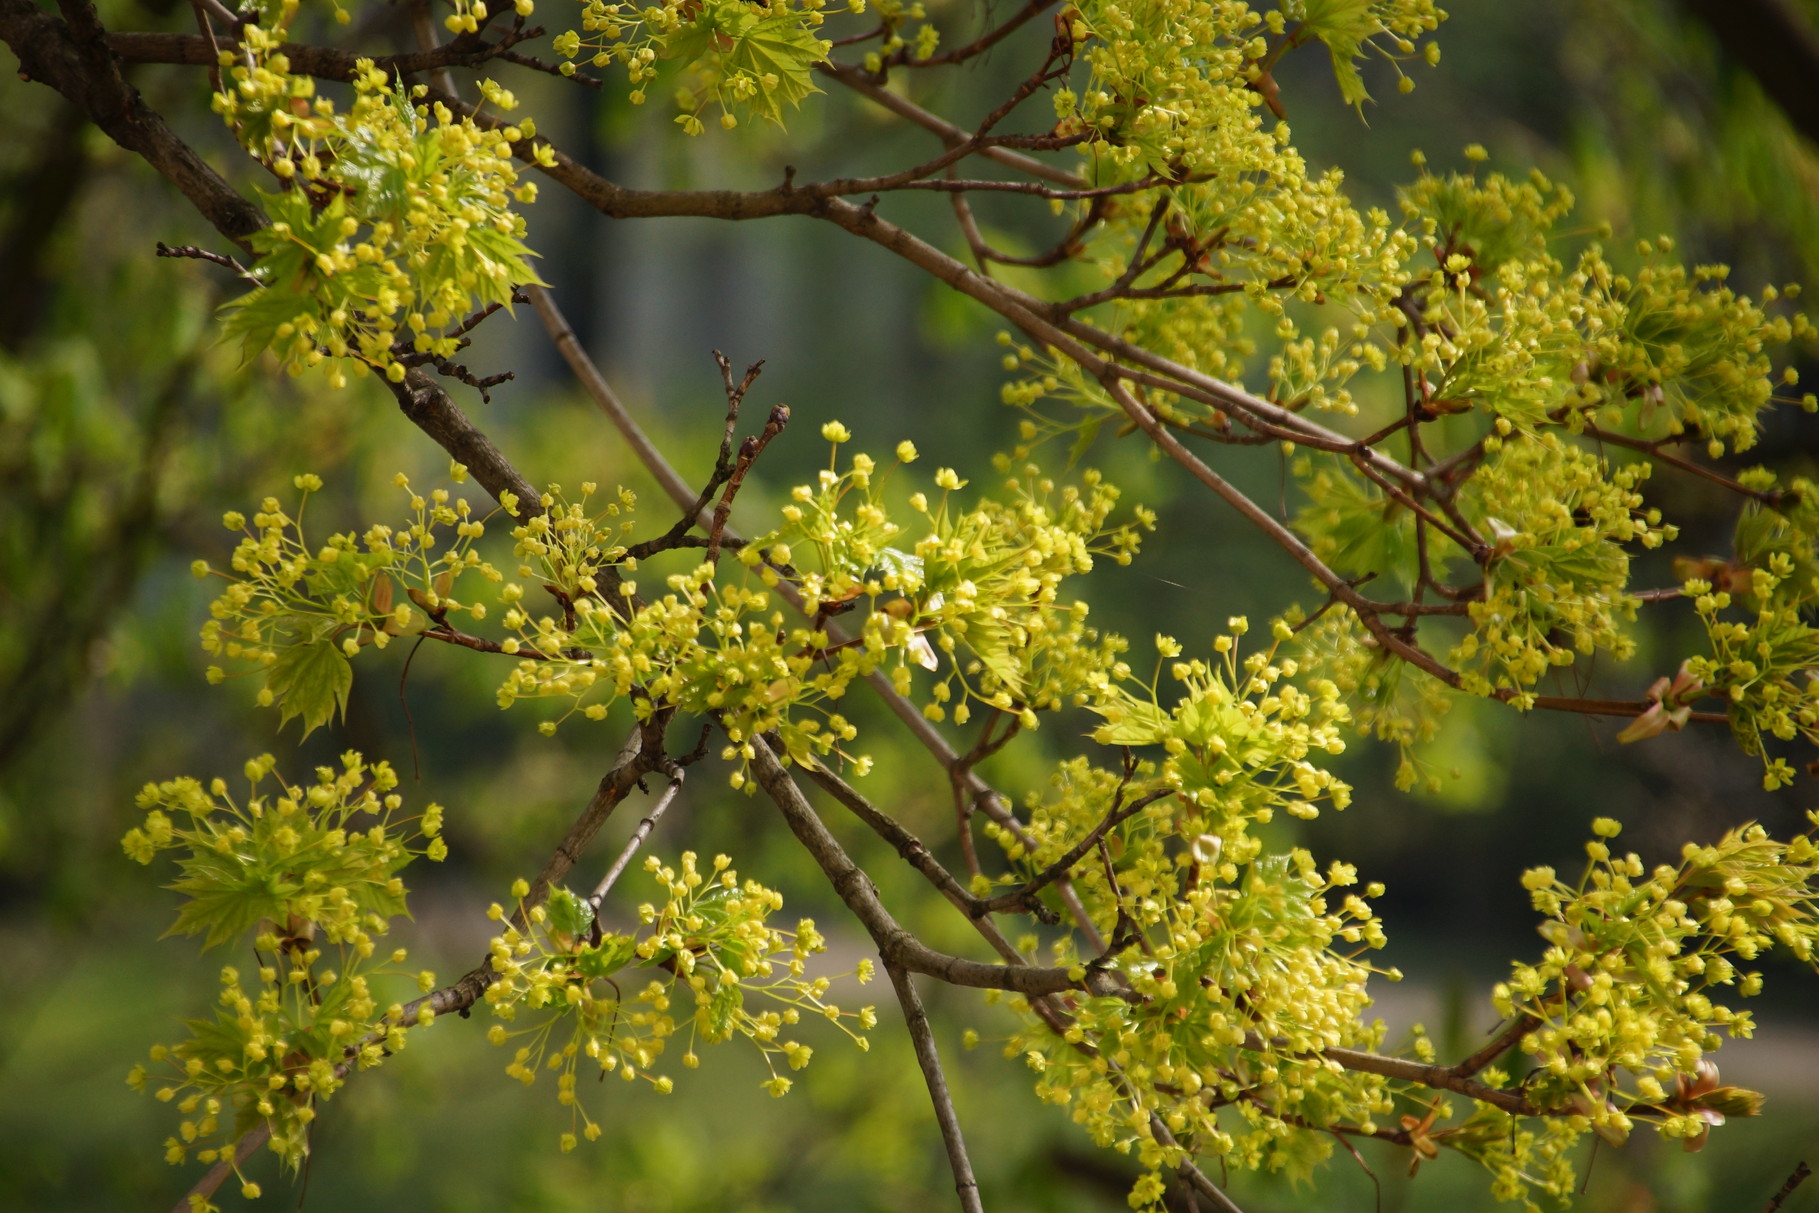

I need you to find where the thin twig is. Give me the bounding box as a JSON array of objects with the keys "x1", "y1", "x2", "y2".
[
  {"x1": 885, "y1": 964, "x2": 986, "y2": 1213},
  {"x1": 950, "y1": 714, "x2": 1005, "y2": 880},
  {"x1": 186, "y1": 0, "x2": 221, "y2": 94},
  {"x1": 528, "y1": 722, "x2": 664, "y2": 908},
  {"x1": 445, "y1": 295, "x2": 514, "y2": 340},
  {"x1": 750, "y1": 735, "x2": 1127, "y2": 999},
  {"x1": 399, "y1": 634, "x2": 427, "y2": 780},
  {"x1": 169, "y1": 1123, "x2": 269, "y2": 1213},
  {"x1": 1330, "y1": 1130, "x2": 1382, "y2": 1213},
  {"x1": 192, "y1": 0, "x2": 241, "y2": 30},
  {"x1": 418, "y1": 623, "x2": 557, "y2": 659},
  {"x1": 495, "y1": 46, "x2": 600, "y2": 84},
  {"x1": 867, "y1": 173, "x2": 1196, "y2": 200},
  {"x1": 527, "y1": 285, "x2": 706, "y2": 520},
  {"x1": 591, "y1": 767, "x2": 685, "y2": 905},
  {"x1": 708, "y1": 403, "x2": 789, "y2": 565},
  {"x1": 948, "y1": 174, "x2": 996, "y2": 271},
  {"x1": 799, "y1": 761, "x2": 981, "y2": 916},
  {"x1": 1149, "y1": 1117, "x2": 1247, "y2": 1213},
  {"x1": 799, "y1": 766, "x2": 1079, "y2": 1049},
  {"x1": 976, "y1": 789, "x2": 1172, "y2": 915},
  {"x1": 1584, "y1": 421, "x2": 1791, "y2": 506},
  {"x1": 1452, "y1": 1013, "x2": 1536, "y2": 1078},
  {"x1": 816, "y1": 60, "x2": 1087, "y2": 188},
  {"x1": 1765, "y1": 1161, "x2": 1812, "y2": 1213},
  {"x1": 154, "y1": 240, "x2": 246, "y2": 274},
  {"x1": 623, "y1": 350, "x2": 761, "y2": 560},
  {"x1": 885, "y1": 0, "x2": 1055, "y2": 69}
]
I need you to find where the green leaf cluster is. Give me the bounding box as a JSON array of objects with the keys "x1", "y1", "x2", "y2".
[{"x1": 554, "y1": 0, "x2": 843, "y2": 130}]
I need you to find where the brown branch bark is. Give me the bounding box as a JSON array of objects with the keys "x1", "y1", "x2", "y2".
[
  {"x1": 1315, "y1": 1041, "x2": 1536, "y2": 1116},
  {"x1": 385, "y1": 368, "x2": 539, "y2": 514},
  {"x1": 1764, "y1": 1160, "x2": 1813, "y2": 1213},
  {"x1": 886, "y1": 964, "x2": 987, "y2": 1213},
  {"x1": 750, "y1": 736, "x2": 1124, "y2": 999},
  {"x1": 1, "y1": 0, "x2": 265, "y2": 250}
]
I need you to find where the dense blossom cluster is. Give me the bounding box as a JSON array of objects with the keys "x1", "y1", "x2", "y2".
[
  {"x1": 501, "y1": 445, "x2": 1147, "y2": 762},
  {"x1": 124, "y1": 753, "x2": 443, "y2": 1195},
  {"x1": 1674, "y1": 489, "x2": 1819, "y2": 785},
  {"x1": 215, "y1": 13, "x2": 545, "y2": 384},
  {"x1": 480, "y1": 855, "x2": 875, "y2": 1147},
  {"x1": 1451, "y1": 436, "x2": 1664, "y2": 697},
  {"x1": 1002, "y1": 625, "x2": 1395, "y2": 1194},
  {"x1": 1468, "y1": 815, "x2": 1819, "y2": 1203}
]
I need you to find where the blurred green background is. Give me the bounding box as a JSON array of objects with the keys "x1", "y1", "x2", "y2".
[{"x1": 4, "y1": 1, "x2": 1819, "y2": 1210}]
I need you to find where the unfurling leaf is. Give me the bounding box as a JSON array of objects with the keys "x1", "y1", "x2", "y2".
[
  {"x1": 266, "y1": 635, "x2": 353, "y2": 737},
  {"x1": 546, "y1": 885, "x2": 596, "y2": 943}
]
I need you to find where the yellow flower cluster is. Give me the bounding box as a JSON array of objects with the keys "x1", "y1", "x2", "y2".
[
  {"x1": 1453, "y1": 435, "x2": 1668, "y2": 697},
  {"x1": 1685, "y1": 563, "x2": 1819, "y2": 789},
  {"x1": 124, "y1": 752, "x2": 443, "y2": 1176},
  {"x1": 197, "y1": 466, "x2": 500, "y2": 737},
  {"x1": 996, "y1": 626, "x2": 1402, "y2": 1203},
  {"x1": 216, "y1": 40, "x2": 546, "y2": 384},
  {"x1": 1470, "y1": 814, "x2": 1819, "y2": 1200},
  {"x1": 480, "y1": 854, "x2": 874, "y2": 1145},
  {"x1": 490, "y1": 439, "x2": 1149, "y2": 772}
]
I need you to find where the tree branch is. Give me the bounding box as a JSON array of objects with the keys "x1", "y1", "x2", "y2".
[
  {"x1": 884, "y1": 0, "x2": 1056, "y2": 69},
  {"x1": 1452, "y1": 1013, "x2": 1537, "y2": 1079},
  {"x1": 590, "y1": 763, "x2": 684, "y2": 905},
  {"x1": 2, "y1": 0, "x2": 265, "y2": 250},
  {"x1": 798, "y1": 760, "x2": 982, "y2": 916},
  {"x1": 976, "y1": 789, "x2": 1173, "y2": 917},
  {"x1": 169, "y1": 1120, "x2": 270, "y2": 1213},
  {"x1": 750, "y1": 736, "x2": 1125, "y2": 999},
  {"x1": 816, "y1": 59, "x2": 1087, "y2": 188},
  {"x1": 527, "y1": 722, "x2": 663, "y2": 907},
  {"x1": 885, "y1": 964, "x2": 986, "y2": 1213},
  {"x1": 1764, "y1": 1160, "x2": 1813, "y2": 1213},
  {"x1": 1315, "y1": 1042, "x2": 1535, "y2": 1117},
  {"x1": 383, "y1": 367, "x2": 537, "y2": 514}
]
